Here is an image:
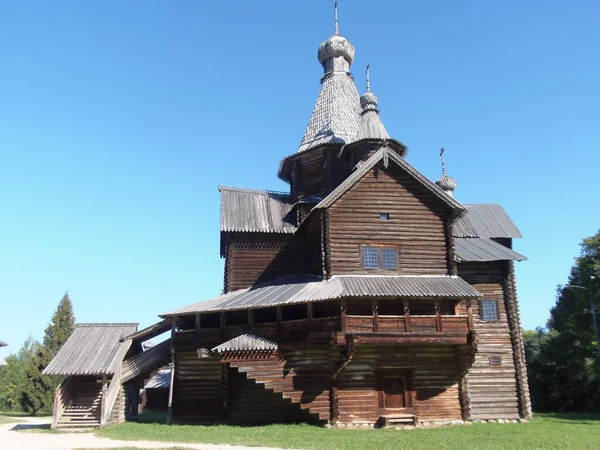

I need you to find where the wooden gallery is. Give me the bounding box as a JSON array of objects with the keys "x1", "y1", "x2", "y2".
[{"x1": 44, "y1": 15, "x2": 531, "y2": 429}]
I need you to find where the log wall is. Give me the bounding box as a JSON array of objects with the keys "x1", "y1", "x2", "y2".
[
  {"x1": 327, "y1": 164, "x2": 449, "y2": 275},
  {"x1": 335, "y1": 346, "x2": 469, "y2": 424},
  {"x1": 458, "y1": 262, "x2": 520, "y2": 420},
  {"x1": 224, "y1": 233, "x2": 303, "y2": 292},
  {"x1": 172, "y1": 352, "x2": 224, "y2": 422}
]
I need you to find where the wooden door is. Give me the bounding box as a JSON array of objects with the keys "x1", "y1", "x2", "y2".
[{"x1": 378, "y1": 371, "x2": 414, "y2": 412}]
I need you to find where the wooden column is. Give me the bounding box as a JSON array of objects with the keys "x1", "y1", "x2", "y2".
[
  {"x1": 435, "y1": 300, "x2": 442, "y2": 332},
  {"x1": 372, "y1": 300, "x2": 379, "y2": 332},
  {"x1": 220, "y1": 312, "x2": 226, "y2": 341},
  {"x1": 167, "y1": 348, "x2": 175, "y2": 424},
  {"x1": 195, "y1": 313, "x2": 201, "y2": 331},
  {"x1": 307, "y1": 303, "x2": 313, "y2": 334},
  {"x1": 248, "y1": 309, "x2": 253, "y2": 330},
  {"x1": 341, "y1": 300, "x2": 347, "y2": 332},
  {"x1": 276, "y1": 306, "x2": 282, "y2": 339},
  {"x1": 404, "y1": 300, "x2": 411, "y2": 332},
  {"x1": 100, "y1": 375, "x2": 108, "y2": 426},
  {"x1": 466, "y1": 299, "x2": 474, "y2": 331}
]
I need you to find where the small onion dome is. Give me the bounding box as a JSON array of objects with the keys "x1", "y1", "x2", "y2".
[
  {"x1": 360, "y1": 91, "x2": 379, "y2": 111},
  {"x1": 436, "y1": 173, "x2": 457, "y2": 192},
  {"x1": 318, "y1": 34, "x2": 355, "y2": 65}
]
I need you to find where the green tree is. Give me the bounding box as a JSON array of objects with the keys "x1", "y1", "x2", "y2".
[
  {"x1": 18, "y1": 292, "x2": 76, "y2": 414},
  {"x1": 525, "y1": 229, "x2": 600, "y2": 412},
  {"x1": 43, "y1": 292, "x2": 75, "y2": 356},
  {"x1": 0, "y1": 337, "x2": 36, "y2": 411}
]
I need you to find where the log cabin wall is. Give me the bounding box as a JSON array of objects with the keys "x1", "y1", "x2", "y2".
[
  {"x1": 172, "y1": 352, "x2": 224, "y2": 422},
  {"x1": 224, "y1": 233, "x2": 304, "y2": 292},
  {"x1": 327, "y1": 163, "x2": 450, "y2": 276},
  {"x1": 334, "y1": 346, "x2": 467, "y2": 424},
  {"x1": 458, "y1": 262, "x2": 520, "y2": 420}
]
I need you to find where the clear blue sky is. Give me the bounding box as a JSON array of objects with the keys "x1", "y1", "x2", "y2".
[{"x1": 2, "y1": 0, "x2": 599, "y2": 358}]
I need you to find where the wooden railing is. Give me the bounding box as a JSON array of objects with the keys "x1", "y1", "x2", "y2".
[
  {"x1": 101, "y1": 364, "x2": 121, "y2": 426},
  {"x1": 347, "y1": 314, "x2": 470, "y2": 334},
  {"x1": 51, "y1": 377, "x2": 72, "y2": 429}
]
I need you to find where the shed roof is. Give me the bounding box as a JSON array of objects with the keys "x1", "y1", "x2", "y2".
[
  {"x1": 454, "y1": 204, "x2": 522, "y2": 239},
  {"x1": 219, "y1": 186, "x2": 296, "y2": 234},
  {"x1": 144, "y1": 368, "x2": 171, "y2": 390},
  {"x1": 212, "y1": 333, "x2": 278, "y2": 353},
  {"x1": 43, "y1": 323, "x2": 138, "y2": 376},
  {"x1": 455, "y1": 238, "x2": 527, "y2": 262},
  {"x1": 162, "y1": 274, "x2": 480, "y2": 316}
]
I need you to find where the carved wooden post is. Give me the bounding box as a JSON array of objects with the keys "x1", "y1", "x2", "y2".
[
  {"x1": 404, "y1": 300, "x2": 411, "y2": 332},
  {"x1": 467, "y1": 299, "x2": 474, "y2": 331},
  {"x1": 372, "y1": 300, "x2": 379, "y2": 332},
  {"x1": 341, "y1": 300, "x2": 347, "y2": 332},
  {"x1": 435, "y1": 300, "x2": 442, "y2": 332}
]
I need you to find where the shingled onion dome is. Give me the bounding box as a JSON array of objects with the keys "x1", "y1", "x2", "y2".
[
  {"x1": 435, "y1": 148, "x2": 457, "y2": 197},
  {"x1": 355, "y1": 66, "x2": 390, "y2": 141},
  {"x1": 296, "y1": 3, "x2": 361, "y2": 152}
]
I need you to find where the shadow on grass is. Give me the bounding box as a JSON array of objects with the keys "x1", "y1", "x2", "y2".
[
  {"x1": 11, "y1": 423, "x2": 52, "y2": 432},
  {"x1": 536, "y1": 412, "x2": 600, "y2": 423}
]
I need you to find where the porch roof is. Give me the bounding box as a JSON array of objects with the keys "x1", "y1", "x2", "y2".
[{"x1": 162, "y1": 275, "x2": 481, "y2": 316}]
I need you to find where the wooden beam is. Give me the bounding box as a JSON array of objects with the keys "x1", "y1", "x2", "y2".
[
  {"x1": 467, "y1": 299, "x2": 473, "y2": 331},
  {"x1": 307, "y1": 303, "x2": 313, "y2": 333},
  {"x1": 167, "y1": 348, "x2": 175, "y2": 424},
  {"x1": 341, "y1": 300, "x2": 347, "y2": 332},
  {"x1": 248, "y1": 309, "x2": 253, "y2": 330},
  {"x1": 435, "y1": 300, "x2": 442, "y2": 332},
  {"x1": 372, "y1": 300, "x2": 379, "y2": 332},
  {"x1": 195, "y1": 313, "x2": 201, "y2": 331},
  {"x1": 404, "y1": 300, "x2": 411, "y2": 333},
  {"x1": 276, "y1": 306, "x2": 282, "y2": 339},
  {"x1": 220, "y1": 312, "x2": 225, "y2": 341}
]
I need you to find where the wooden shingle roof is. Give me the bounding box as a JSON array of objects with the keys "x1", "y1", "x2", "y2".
[
  {"x1": 219, "y1": 187, "x2": 296, "y2": 234},
  {"x1": 43, "y1": 323, "x2": 137, "y2": 376}
]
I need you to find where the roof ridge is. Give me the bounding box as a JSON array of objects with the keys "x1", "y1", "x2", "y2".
[
  {"x1": 75, "y1": 323, "x2": 138, "y2": 328},
  {"x1": 218, "y1": 186, "x2": 291, "y2": 196}
]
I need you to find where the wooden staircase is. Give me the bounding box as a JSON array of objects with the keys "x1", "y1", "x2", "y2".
[
  {"x1": 121, "y1": 338, "x2": 171, "y2": 383},
  {"x1": 57, "y1": 380, "x2": 102, "y2": 428},
  {"x1": 227, "y1": 356, "x2": 332, "y2": 422}
]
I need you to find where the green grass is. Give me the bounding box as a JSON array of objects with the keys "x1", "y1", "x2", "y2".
[
  {"x1": 76, "y1": 448, "x2": 193, "y2": 450},
  {"x1": 95, "y1": 413, "x2": 600, "y2": 450}
]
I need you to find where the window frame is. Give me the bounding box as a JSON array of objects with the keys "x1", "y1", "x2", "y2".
[
  {"x1": 480, "y1": 299, "x2": 500, "y2": 322},
  {"x1": 361, "y1": 245, "x2": 399, "y2": 271}
]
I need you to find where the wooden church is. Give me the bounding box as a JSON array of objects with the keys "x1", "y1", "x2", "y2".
[{"x1": 45, "y1": 7, "x2": 531, "y2": 428}]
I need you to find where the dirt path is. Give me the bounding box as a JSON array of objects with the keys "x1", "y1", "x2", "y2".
[{"x1": 0, "y1": 417, "x2": 284, "y2": 450}]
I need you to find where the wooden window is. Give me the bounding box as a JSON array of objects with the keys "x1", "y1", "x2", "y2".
[
  {"x1": 481, "y1": 300, "x2": 499, "y2": 321},
  {"x1": 489, "y1": 355, "x2": 503, "y2": 366},
  {"x1": 362, "y1": 246, "x2": 398, "y2": 270},
  {"x1": 380, "y1": 213, "x2": 390, "y2": 220},
  {"x1": 363, "y1": 247, "x2": 379, "y2": 269}
]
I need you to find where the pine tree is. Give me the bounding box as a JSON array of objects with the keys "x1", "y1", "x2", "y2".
[
  {"x1": 19, "y1": 292, "x2": 76, "y2": 414},
  {"x1": 43, "y1": 292, "x2": 75, "y2": 356}
]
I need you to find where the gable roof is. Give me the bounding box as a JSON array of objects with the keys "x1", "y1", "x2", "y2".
[
  {"x1": 455, "y1": 238, "x2": 527, "y2": 262},
  {"x1": 211, "y1": 333, "x2": 278, "y2": 353},
  {"x1": 453, "y1": 204, "x2": 522, "y2": 238},
  {"x1": 43, "y1": 323, "x2": 138, "y2": 376},
  {"x1": 162, "y1": 274, "x2": 480, "y2": 316},
  {"x1": 314, "y1": 146, "x2": 465, "y2": 214},
  {"x1": 219, "y1": 186, "x2": 297, "y2": 234}
]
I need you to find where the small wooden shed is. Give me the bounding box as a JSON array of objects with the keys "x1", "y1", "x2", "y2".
[{"x1": 43, "y1": 323, "x2": 138, "y2": 429}]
